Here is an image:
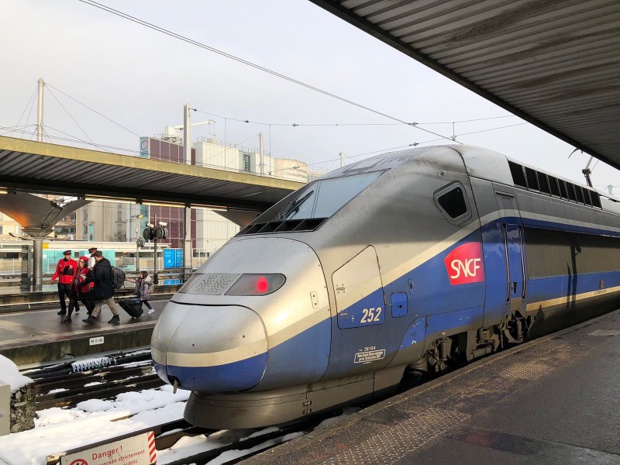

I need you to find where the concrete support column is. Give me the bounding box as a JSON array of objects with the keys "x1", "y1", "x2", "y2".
[{"x1": 31, "y1": 237, "x2": 44, "y2": 292}]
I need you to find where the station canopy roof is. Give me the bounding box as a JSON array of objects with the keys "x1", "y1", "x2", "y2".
[
  {"x1": 0, "y1": 136, "x2": 303, "y2": 213},
  {"x1": 310, "y1": 0, "x2": 620, "y2": 171}
]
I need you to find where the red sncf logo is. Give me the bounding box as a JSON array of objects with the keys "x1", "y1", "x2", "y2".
[{"x1": 444, "y1": 242, "x2": 485, "y2": 285}]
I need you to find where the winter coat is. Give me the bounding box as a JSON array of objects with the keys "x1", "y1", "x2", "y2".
[
  {"x1": 85, "y1": 258, "x2": 115, "y2": 300},
  {"x1": 135, "y1": 275, "x2": 152, "y2": 300},
  {"x1": 72, "y1": 267, "x2": 93, "y2": 297},
  {"x1": 52, "y1": 258, "x2": 78, "y2": 285}
]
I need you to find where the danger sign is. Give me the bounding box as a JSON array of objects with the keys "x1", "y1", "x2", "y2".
[{"x1": 59, "y1": 431, "x2": 156, "y2": 465}]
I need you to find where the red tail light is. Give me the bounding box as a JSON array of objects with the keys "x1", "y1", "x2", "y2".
[{"x1": 225, "y1": 273, "x2": 286, "y2": 296}]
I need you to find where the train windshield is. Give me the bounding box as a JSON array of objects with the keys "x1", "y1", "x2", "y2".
[{"x1": 262, "y1": 171, "x2": 383, "y2": 222}]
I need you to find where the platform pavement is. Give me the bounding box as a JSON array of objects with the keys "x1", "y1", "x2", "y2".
[
  {"x1": 0, "y1": 298, "x2": 169, "y2": 367},
  {"x1": 243, "y1": 309, "x2": 620, "y2": 465}
]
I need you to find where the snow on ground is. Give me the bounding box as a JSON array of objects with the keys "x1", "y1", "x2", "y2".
[
  {"x1": 1, "y1": 355, "x2": 356, "y2": 465},
  {"x1": 0, "y1": 384, "x2": 320, "y2": 465},
  {"x1": 0, "y1": 383, "x2": 190, "y2": 465},
  {"x1": 0, "y1": 355, "x2": 32, "y2": 392}
]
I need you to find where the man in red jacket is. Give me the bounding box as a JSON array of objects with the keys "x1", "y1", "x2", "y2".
[{"x1": 51, "y1": 250, "x2": 78, "y2": 316}]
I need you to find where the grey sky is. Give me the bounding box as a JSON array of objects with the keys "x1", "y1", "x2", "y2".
[{"x1": 1, "y1": 0, "x2": 617, "y2": 190}]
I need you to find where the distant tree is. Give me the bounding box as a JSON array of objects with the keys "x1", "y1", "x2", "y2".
[{"x1": 107, "y1": 233, "x2": 128, "y2": 242}]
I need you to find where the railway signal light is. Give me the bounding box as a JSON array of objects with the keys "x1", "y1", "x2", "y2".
[{"x1": 142, "y1": 223, "x2": 168, "y2": 241}]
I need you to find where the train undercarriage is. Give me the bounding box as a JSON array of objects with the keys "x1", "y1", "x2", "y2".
[{"x1": 410, "y1": 312, "x2": 533, "y2": 375}]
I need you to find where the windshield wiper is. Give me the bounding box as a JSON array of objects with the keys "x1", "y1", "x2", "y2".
[{"x1": 278, "y1": 190, "x2": 314, "y2": 220}]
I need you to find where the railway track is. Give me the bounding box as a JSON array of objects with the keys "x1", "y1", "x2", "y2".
[
  {"x1": 22, "y1": 349, "x2": 164, "y2": 410},
  {"x1": 23, "y1": 349, "x2": 355, "y2": 465},
  {"x1": 160, "y1": 412, "x2": 343, "y2": 465}
]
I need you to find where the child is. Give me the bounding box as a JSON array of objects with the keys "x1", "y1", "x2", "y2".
[{"x1": 135, "y1": 271, "x2": 154, "y2": 314}]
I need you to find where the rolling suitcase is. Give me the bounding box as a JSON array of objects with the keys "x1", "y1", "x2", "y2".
[{"x1": 114, "y1": 296, "x2": 144, "y2": 319}]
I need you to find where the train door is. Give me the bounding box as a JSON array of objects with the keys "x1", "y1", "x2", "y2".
[
  {"x1": 496, "y1": 193, "x2": 526, "y2": 314},
  {"x1": 327, "y1": 246, "x2": 401, "y2": 375}
]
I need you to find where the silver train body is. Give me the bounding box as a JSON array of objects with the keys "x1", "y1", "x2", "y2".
[{"x1": 151, "y1": 145, "x2": 620, "y2": 429}]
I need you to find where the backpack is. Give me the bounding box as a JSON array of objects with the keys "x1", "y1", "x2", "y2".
[{"x1": 110, "y1": 266, "x2": 126, "y2": 290}]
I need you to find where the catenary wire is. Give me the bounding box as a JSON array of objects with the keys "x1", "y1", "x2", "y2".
[
  {"x1": 76, "y1": 0, "x2": 454, "y2": 142},
  {"x1": 46, "y1": 83, "x2": 141, "y2": 137}
]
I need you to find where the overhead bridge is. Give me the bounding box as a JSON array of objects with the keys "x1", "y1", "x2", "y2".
[{"x1": 0, "y1": 135, "x2": 303, "y2": 212}]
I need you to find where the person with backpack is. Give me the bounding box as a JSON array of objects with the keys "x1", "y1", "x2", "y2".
[
  {"x1": 51, "y1": 250, "x2": 78, "y2": 317},
  {"x1": 82, "y1": 251, "x2": 122, "y2": 325}
]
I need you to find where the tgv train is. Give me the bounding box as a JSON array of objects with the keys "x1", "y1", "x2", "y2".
[{"x1": 151, "y1": 145, "x2": 620, "y2": 429}]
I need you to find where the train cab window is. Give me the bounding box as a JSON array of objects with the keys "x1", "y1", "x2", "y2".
[
  {"x1": 259, "y1": 171, "x2": 383, "y2": 223},
  {"x1": 434, "y1": 182, "x2": 471, "y2": 224}
]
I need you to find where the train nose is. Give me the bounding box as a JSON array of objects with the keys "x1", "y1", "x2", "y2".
[{"x1": 151, "y1": 302, "x2": 267, "y2": 392}]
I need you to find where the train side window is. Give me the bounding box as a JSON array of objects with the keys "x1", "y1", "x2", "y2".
[
  {"x1": 583, "y1": 189, "x2": 593, "y2": 207},
  {"x1": 548, "y1": 176, "x2": 561, "y2": 196},
  {"x1": 567, "y1": 183, "x2": 578, "y2": 202},
  {"x1": 525, "y1": 167, "x2": 539, "y2": 191},
  {"x1": 434, "y1": 182, "x2": 471, "y2": 224},
  {"x1": 558, "y1": 180, "x2": 567, "y2": 199},
  {"x1": 575, "y1": 185, "x2": 585, "y2": 204},
  {"x1": 538, "y1": 173, "x2": 551, "y2": 194}
]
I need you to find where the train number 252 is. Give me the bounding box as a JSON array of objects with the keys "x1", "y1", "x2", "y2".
[{"x1": 361, "y1": 307, "x2": 382, "y2": 324}]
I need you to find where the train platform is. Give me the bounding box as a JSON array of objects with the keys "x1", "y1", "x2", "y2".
[
  {"x1": 0, "y1": 297, "x2": 169, "y2": 368},
  {"x1": 244, "y1": 309, "x2": 620, "y2": 465}
]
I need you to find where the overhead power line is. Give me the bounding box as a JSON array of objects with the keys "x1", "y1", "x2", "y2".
[
  {"x1": 194, "y1": 109, "x2": 516, "y2": 128},
  {"x1": 45, "y1": 83, "x2": 140, "y2": 137},
  {"x1": 76, "y1": 0, "x2": 454, "y2": 143}
]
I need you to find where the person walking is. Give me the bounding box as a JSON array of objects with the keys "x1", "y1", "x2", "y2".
[
  {"x1": 51, "y1": 250, "x2": 78, "y2": 316},
  {"x1": 82, "y1": 251, "x2": 122, "y2": 325},
  {"x1": 61, "y1": 256, "x2": 94, "y2": 323},
  {"x1": 134, "y1": 271, "x2": 154, "y2": 314},
  {"x1": 87, "y1": 247, "x2": 97, "y2": 269}
]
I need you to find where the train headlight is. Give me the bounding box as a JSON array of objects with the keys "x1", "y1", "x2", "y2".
[{"x1": 225, "y1": 273, "x2": 286, "y2": 296}]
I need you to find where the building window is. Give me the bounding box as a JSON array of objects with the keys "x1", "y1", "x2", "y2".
[
  {"x1": 117, "y1": 211, "x2": 122, "y2": 221},
  {"x1": 243, "y1": 153, "x2": 251, "y2": 172}
]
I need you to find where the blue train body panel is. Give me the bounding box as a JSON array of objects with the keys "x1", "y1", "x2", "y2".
[
  {"x1": 160, "y1": 353, "x2": 268, "y2": 393},
  {"x1": 259, "y1": 317, "x2": 332, "y2": 388}
]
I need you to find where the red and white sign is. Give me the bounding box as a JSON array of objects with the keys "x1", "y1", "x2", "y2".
[
  {"x1": 60, "y1": 431, "x2": 156, "y2": 465},
  {"x1": 444, "y1": 242, "x2": 485, "y2": 285}
]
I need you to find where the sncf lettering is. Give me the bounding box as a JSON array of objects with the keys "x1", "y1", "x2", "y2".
[
  {"x1": 444, "y1": 242, "x2": 485, "y2": 285},
  {"x1": 450, "y1": 258, "x2": 482, "y2": 279}
]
